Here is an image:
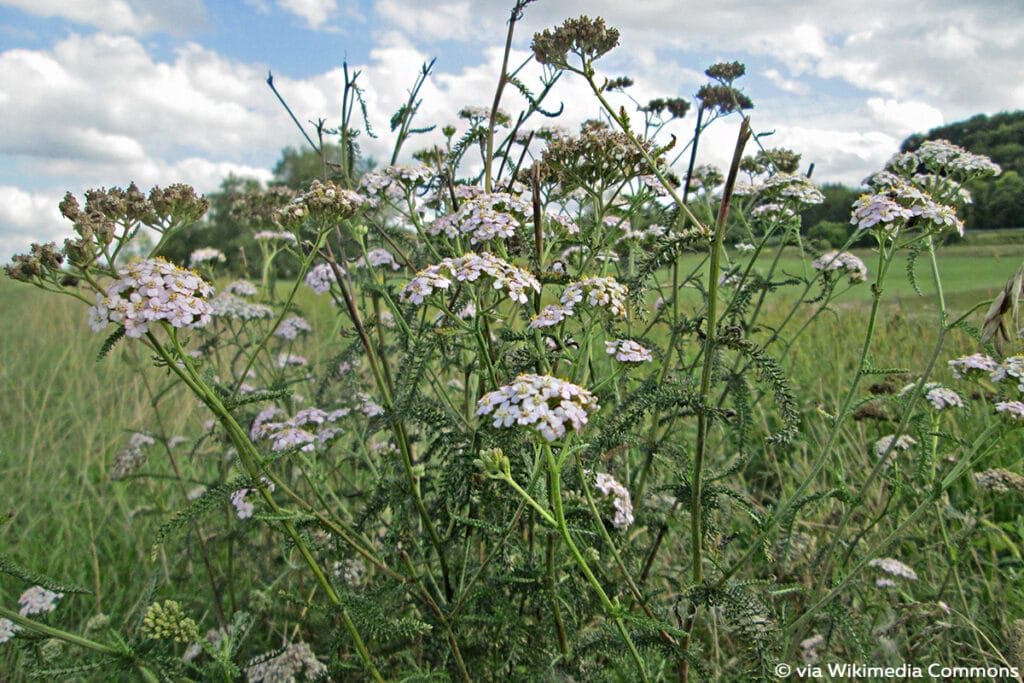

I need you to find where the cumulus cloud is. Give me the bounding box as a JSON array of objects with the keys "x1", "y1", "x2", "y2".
[
  {"x1": 0, "y1": 0, "x2": 206, "y2": 35},
  {"x1": 0, "y1": 186, "x2": 67, "y2": 261}
]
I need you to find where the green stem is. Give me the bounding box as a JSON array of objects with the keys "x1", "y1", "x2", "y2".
[
  {"x1": 0, "y1": 606, "x2": 125, "y2": 656},
  {"x1": 544, "y1": 445, "x2": 649, "y2": 681}
]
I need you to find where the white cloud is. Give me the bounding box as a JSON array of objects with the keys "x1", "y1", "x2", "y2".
[
  {"x1": 866, "y1": 98, "x2": 944, "y2": 137},
  {"x1": 0, "y1": 0, "x2": 205, "y2": 35},
  {"x1": 276, "y1": 0, "x2": 337, "y2": 30},
  {"x1": 0, "y1": 186, "x2": 67, "y2": 261},
  {"x1": 764, "y1": 69, "x2": 808, "y2": 95}
]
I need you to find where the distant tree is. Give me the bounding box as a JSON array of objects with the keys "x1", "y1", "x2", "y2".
[
  {"x1": 800, "y1": 183, "x2": 862, "y2": 230},
  {"x1": 901, "y1": 111, "x2": 1024, "y2": 230}
]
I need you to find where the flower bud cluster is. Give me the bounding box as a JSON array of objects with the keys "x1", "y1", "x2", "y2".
[
  {"x1": 476, "y1": 373, "x2": 598, "y2": 442},
  {"x1": 142, "y1": 600, "x2": 200, "y2": 643},
  {"x1": 811, "y1": 251, "x2": 868, "y2": 282},
  {"x1": 531, "y1": 16, "x2": 620, "y2": 67},
  {"x1": 401, "y1": 252, "x2": 540, "y2": 305},
  {"x1": 88, "y1": 257, "x2": 214, "y2": 338},
  {"x1": 276, "y1": 180, "x2": 366, "y2": 229}
]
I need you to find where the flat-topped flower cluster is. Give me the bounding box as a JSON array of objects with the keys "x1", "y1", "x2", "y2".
[
  {"x1": 88, "y1": 257, "x2": 214, "y2": 338},
  {"x1": 401, "y1": 252, "x2": 540, "y2": 305},
  {"x1": 811, "y1": 251, "x2": 868, "y2": 282},
  {"x1": 476, "y1": 374, "x2": 598, "y2": 442},
  {"x1": 429, "y1": 192, "x2": 532, "y2": 244}
]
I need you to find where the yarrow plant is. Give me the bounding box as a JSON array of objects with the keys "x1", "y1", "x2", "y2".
[{"x1": 3, "y1": 5, "x2": 1021, "y2": 682}]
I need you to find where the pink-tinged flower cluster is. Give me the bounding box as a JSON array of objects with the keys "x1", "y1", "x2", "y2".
[
  {"x1": 275, "y1": 316, "x2": 312, "y2": 340},
  {"x1": 400, "y1": 253, "x2": 540, "y2": 305},
  {"x1": 875, "y1": 434, "x2": 917, "y2": 464},
  {"x1": 429, "y1": 192, "x2": 531, "y2": 244},
  {"x1": 560, "y1": 276, "x2": 629, "y2": 318},
  {"x1": 851, "y1": 176, "x2": 963, "y2": 238},
  {"x1": 868, "y1": 557, "x2": 918, "y2": 581},
  {"x1": 476, "y1": 374, "x2": 598, "y2": 442},
  {"x1": 18, "y1": 586, "x2": 63, "y2": 616},
  {"x1": 948, "y1": 353, "x2": 1000, "y2": 380},
  {"x1": 231, "y1": 476, "x2": 275, "y2": 520},
  {"x1": 756, "y1": 173, "x2": 825, "y2": 207},
  {"x1": 209, "y1": 292, "x2": 273, "y2": 320},
  {"x1": 360, "y1": 164, "x2": 434, "y2": 203},
  {"x1": 529, "y1": 304, "x2": 574, "y2": 329},
  {"x1": 605, "y1": 339, "x2": 653, "y2": 363},
  {"x1": 812, "y1": 251, "x2": 868, "y2": 282},
  {"x1": 188, "y1": 247, "x2": 225, "y2": 267},
  {"x1": 593, "y1": 471, "x2": 635, "y2": 530},
  {"x1": 251, "y1": 406, "x2": 350, "y2": 453},
  {"x1": 87, "y1": 257, "x2": 214, "y2": 338},
  {"x1": 916, "y1": 139, "x2": 1001, "y2": 178},
  {"x1": 998, "y1": 356, "x2": 1024, "y2": 389},
  {"x1": 0, "y1": 618, "x2": 18, "y2": 643},
  {"x1": 751, "y1": 202, "x2": 797, "y2": 222},
  {"x1": 547, "y1": 212, "x2": 581, "y2": 235},
  {"x1": 276, "y1": 353, "x2": 308, "y2": 368},
  {"x1": 995, "y1": 401, "x2": 1024, "y2": 419},
  {"x1": 254, "y1": 230, "x2": 297, "y2": 242},
  {"x1": 901, "y1": 382, "x2": 964, "y2": 410},
  {"x1": 224, "y1": 280, "x2": 258, "y2": 297},
  {"x1": 305, "y1": 263, "x2": 339, "y2": 295},
  {"x1": 355, "y1": 248, "x2": 401, "y2": 271}
]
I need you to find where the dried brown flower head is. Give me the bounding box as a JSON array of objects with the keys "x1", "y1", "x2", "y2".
[{"x1": 532, "y1": 16, "x2": 620, "y2": 68}]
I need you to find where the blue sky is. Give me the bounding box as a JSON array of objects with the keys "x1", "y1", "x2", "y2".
[{"x1": 1, "y1": 0, "x2": 1022, "y2": 261}]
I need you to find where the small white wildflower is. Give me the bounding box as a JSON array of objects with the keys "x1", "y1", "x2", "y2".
[
  {"x1": 225, "y1": 280, "x2": 258, "y2": 297},
  {"x1": 560, "y1": 276, "x2": 628, "y2": 318},
  {"x1": 875, "y1": 434, "x2": 917, "y2": 464},
  {"x1": 332, "y1": 558, "x2": 367, "y2": 587},
  {"x1": 231, "y1": 477, "x2": 275, "y2": 520},
  {"x1": 735, "y1": 242, "x2": 755, "y2": 252},
  {"x1": 593, "y1": 471, "x2": 635, "y2": 530},
  {"x1": 18, "y1": 586, "x2": 63, "y2": 616},
  {"x1": 276, "y1": 353, "x2": 308, "y2": 368},
  {"x1": 996, "y1": 401, "x2": 1024, "y2": 419},
  {"x1": 87, "y1": 257, "x2": 214, "y2": 338},
  {"x1": 254, "y1": 230, "x2": 297, "y2": 242},
  {"x1": 188, "y1": 248, "x2": 225, "y2": 268},
  {"x1": 0, "y1": 618, "x2": 19, "y2": 643},
  {"x1": 900, "y1": 382, "x2": 963, "y2": 410},
  {"x1": 868, "y1": 557, "x2": 918, "y2": 581},
  {"x1": 605, "y1": 339, "x2": 653, "y2": 363},
  {"x1": 476, "y1": 374, "x2": 598, "y2": 442},
  {"x1": 800, "y1": 634, "x2": 824, "y2": 665},
  {"x1": 948, "y1": 353, "x2": 999, "y2": 380},
  {"x1": 304, "y1": 263, "x2": 339, "y2": 295},
  {"x1": 246, "y1": 641, "x2": 326, "y2": 683},
  {"x1": 812, "y1": 251, "x2": 868, "y2": 283},
  {"x1": 274, "y1": 316, "x2": 312, "y2": 340}
]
